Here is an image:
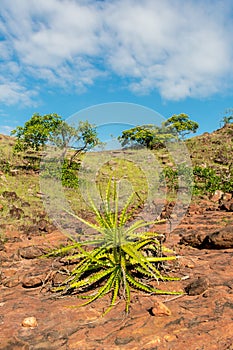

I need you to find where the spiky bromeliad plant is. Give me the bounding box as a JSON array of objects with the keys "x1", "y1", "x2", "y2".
[{"x1": 45, "y1": 180, "x2": 182, "y2": 315}]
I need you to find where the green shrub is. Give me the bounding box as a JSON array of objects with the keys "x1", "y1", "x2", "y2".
[
  {"x1": 0, "y1": 159, "x2": 11, "y2": 173},
  {"x1": 160, "y1": 166, "x2": 178, "y2": 192},
  {"x1": 161, "y1": 164, "x2": 233, "y2": 196},
  {"x1": 41, "y1": 158, "x2": 80, "y2": 189},
  {"x1": 160, "y1": 164, "x2": 193, "y2": 193},
  {"x1": 61, "y1": 160, "x2": 79, "y2": 188},
  {"x1": 193, "y1": 166, "x2": 221, "y2": 193},
  {"x1": 0, "y1": 149, "x2": 11, "y2": 173},
  {"x1": 192, "y1": 165, "x2": 233, "y2": 194}
]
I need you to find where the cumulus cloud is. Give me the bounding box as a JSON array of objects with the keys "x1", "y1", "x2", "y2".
[
  {"x1": 0, "y1": 0, "x2": 233, "y2": 104},
  {"x1": 104, "y1": 0, "x2": 233, "y2": 99},
  {"x1": 0, "y1": 80, "x2": 38, "y2": 106}
]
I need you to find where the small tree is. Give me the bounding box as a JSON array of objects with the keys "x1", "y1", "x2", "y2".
[
  {"x1": 164, "y1": 113, "x2": 199, "y2": 139},
  {"x1": 220, "y1": 108, "x2": 233, "y2": 126},
  {"x1": 118, "y1": 124, "x2": 176, "y2": 150},
  {"x1": 11, "y1": 114, "x2": 101, "y2": 165}
]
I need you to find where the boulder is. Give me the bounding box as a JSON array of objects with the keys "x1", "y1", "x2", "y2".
[
  {"x1": 180, "y1": 224, "x2": 233, "y2": 249},
  {"x1": 179, "y1": 230, "x2": 206, "y2": 248},
  {"x1": 201, "y1": 224, "x2": 233, "y2": 249},
  {"x1": 219, "y1": 199, "x2": 233, "y2": 212}
]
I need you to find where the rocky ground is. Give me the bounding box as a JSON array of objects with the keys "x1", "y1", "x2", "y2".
[{"x1": 1, "y1": 196, "x2": 233, "y2": 350}]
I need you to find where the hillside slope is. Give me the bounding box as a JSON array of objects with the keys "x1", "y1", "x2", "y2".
[
  {"x1": 0, "y1": 123, "x2": 233, "y2": 197},
  {"x1": 186, "y1": 123, "x2": 233, "y2": 171},
  {"x1": 1, "y1": 123, "x2": 233, "y2": 168}
]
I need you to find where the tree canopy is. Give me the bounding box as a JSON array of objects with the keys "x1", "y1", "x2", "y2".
[
  {"x1": 52, "y1": 120, "x2": 101, "y2": 165},
  {"x1": 11, "y1": 113, "x2": 62, "y2": 151},
  {"x1": 163, "y1": 113, "x2": 199, "y2": 139},
  {"x1": 118, "y1": 124, "x2": 176, "y2": 150}
]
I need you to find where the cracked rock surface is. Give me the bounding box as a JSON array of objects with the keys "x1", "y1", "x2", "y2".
[{"x1": 0, "y1": 201, "x2": 233, "y2": 350}]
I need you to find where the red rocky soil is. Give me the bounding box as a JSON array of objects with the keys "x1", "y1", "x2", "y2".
[{"x1": 1, "y1": 200, "x2": 233, "y2": 350}]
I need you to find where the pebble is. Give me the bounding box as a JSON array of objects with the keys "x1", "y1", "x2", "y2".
[
  {"x1": 22, "y1": 317, "x2": 38, "y2": 328},
  {"x1": 164, "y1": 334, "x2": 177, "y2": 342},
  {"x1": 143, "y1": 335, "x2": 162, "y2": 347},
  {"x1": 185, "y1": 277, "x2": 209, "y2": 295},
  {"x1": 22, "y1": 274, "x2": 43, "y2": 288},
  {"x1": 18, "y1": 246, "x2": 43, "y2": 259},
  {"x1": 3, "y1": 278, "x2": 20, "y2": 288},
  {"x1": 150, "y1": 301, "x2": 172, "y2": 316}
]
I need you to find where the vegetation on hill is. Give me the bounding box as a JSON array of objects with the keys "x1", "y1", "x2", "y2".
[
  {"x1": 1, "y1": 121, "x2": 233, "y2": 198},
  {"x1": 186, "y1": 123, "x2": 233, "y2": 194}
]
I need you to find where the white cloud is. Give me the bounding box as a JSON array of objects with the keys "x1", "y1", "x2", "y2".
[
  {"x1": 0, "y1": 125, "x2": 14, "y2": 135},
  {"x1": 0, "y1": 80, "x2": 38, "y2": 106},
  {"x1": 104, "y1": 0, "x2": 233, "y2": 99},
  {"x1": 11, "y1": 0, "x2": 103, "y2": 67},
  {"x1": 0, "y1": 0, "x2": 233, "y2": 103}
]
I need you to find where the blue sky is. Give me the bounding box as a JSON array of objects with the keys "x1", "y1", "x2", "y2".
[{"x1": 0, "y1": 0, "x2": 233, "y2": 138}]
